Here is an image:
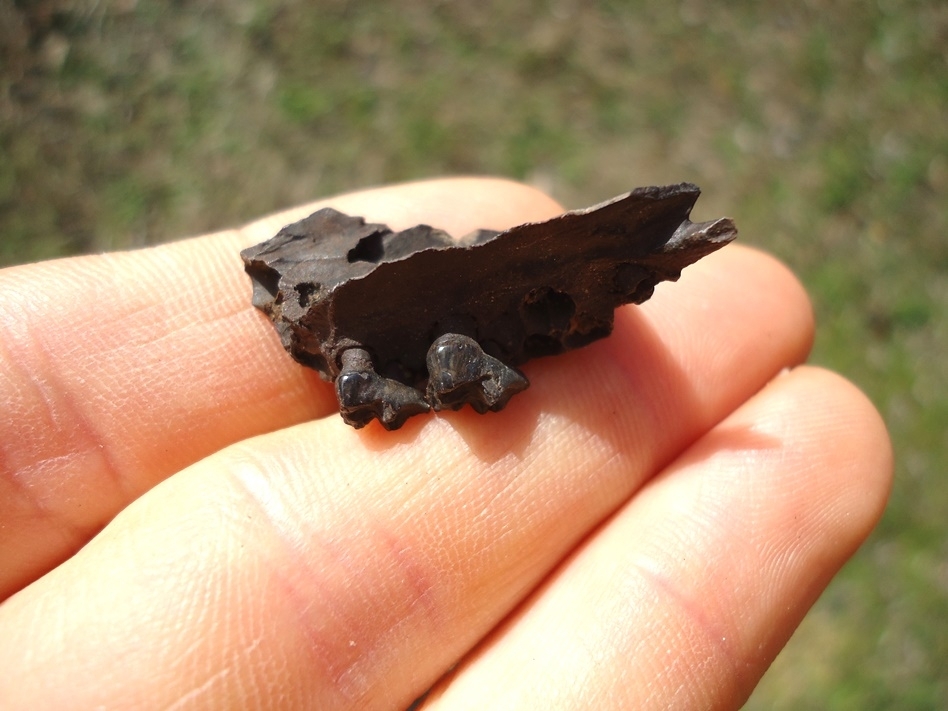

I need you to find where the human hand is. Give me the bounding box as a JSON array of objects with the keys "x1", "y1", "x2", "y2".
[{"x1": 0, "y1": 178, "x2": 891, "y2": 709}]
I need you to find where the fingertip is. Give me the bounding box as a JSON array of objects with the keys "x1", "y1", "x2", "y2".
[
  {"x1": 739, "y1": 244, "x2": 816, "y2": 358},
  {"x1": 774, "y1": 365, "x2": 893, "y2": 543},
  {"x1": 675, "y1": 243, "x2": 816, "y2": 367},
  {"x1": 238, "y1": 177, "x2": 565, "y2": 247}
]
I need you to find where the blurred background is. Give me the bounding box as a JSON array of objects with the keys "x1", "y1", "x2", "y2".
[{"x1": 1, "y1": 0, "x2": 945, "y2": 706}]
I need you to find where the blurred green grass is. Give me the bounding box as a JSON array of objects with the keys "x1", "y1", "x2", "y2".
[{"x1": 2, "y1": 0, "x2": 946, "y2": 706}]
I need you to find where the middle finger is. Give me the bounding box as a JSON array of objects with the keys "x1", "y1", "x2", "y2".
[{"x1": 0, "y1": 245, "x2": 812, "y2": 710}]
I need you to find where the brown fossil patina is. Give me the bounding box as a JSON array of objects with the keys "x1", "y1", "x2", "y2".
[{"x1": 241, "y1": 183, "x2": 736, "y2": 430}]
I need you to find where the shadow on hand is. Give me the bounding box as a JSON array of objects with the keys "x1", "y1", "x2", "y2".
[{"x1": 354, "y1": 303, "x2": 716, "y2": 482}]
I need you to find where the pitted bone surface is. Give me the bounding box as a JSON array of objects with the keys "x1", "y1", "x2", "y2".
[{"x1": 241, "y1": 183, "x2": 736, "y2": 429}]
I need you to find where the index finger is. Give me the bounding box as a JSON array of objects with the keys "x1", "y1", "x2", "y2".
[{"x1": 0, "y1": 177, "x2": 564, "y2": 599}]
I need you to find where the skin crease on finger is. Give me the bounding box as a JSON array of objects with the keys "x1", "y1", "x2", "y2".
[
  {"x1": 419, "y1": 367, "x2": 892, "y2": 711},
  {"x1": 0, "y1": 178, "x2": 565, "y2": 600},
  {"x1": 0, "y1": 239, "x2": 818, "y2": 709}
]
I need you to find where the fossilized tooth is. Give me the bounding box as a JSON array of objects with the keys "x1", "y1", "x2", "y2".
[{"x1": 241, "y1": 182, "x2": 737, "y2": 429}]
